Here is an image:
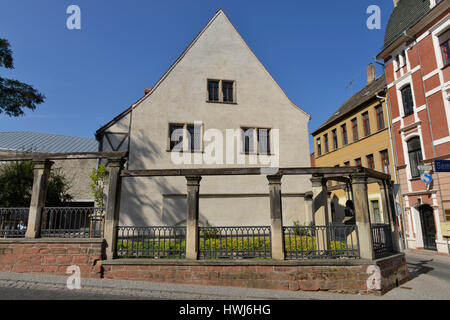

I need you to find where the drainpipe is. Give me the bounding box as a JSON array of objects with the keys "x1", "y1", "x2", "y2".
[{"x1": 404, "y1": 30, "x2": 446, "y2": 246}]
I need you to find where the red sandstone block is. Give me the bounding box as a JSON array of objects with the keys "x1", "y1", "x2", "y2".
[
  {"x1": 43, "y1": 266, "x2": 58, "y2": 273},
  {"x1": 0, "y1": 255, "x2": 16, "y2": 264},
  {"x1": 56, "y1": 256, "x2": 72, "y2": 265},
  {"x1": 32, "y1": 265, "x2": 44, "y2": 272},
  {"x1": 288, "y1": 281, "x2": 300, "y2": 291},
  {"x1": 24, "y1": 248, "x2": 40, "y2": 255},
  {"x1": 22, "y1": 244, "x2": 35, "y2": 247},
  {"x1": 12, "y1": 248, "x2": 25, "y2": 255},
  {"x1": 299, "y1": 280, "x2": 321, "y2": 291},
  {"x1": 255, "y1": 266, "x2": 272, "y2": 273},
  {"x1": 16, "y1": 256, "x2": 30, "y2": 265},
  {"x1": 12, "y1": 265, "x2": 32, "y2": 273},
  {"x1": 49, "y1": 248, "x2": 67, "y2": 255},
  {"x1": 71, "y1": 255, "x2": 89, "y2": 265},
  {"x1": 175, "y1": 266, "x2": 190, "y2": 271},
  {"x1": 39, "y1": 248, "x2": 50, "y2": 254},
  {"x1": 67, "y1": 248, "x2": 80, "y2": 254},
  {"x1": 43, "y1": 256, "x2": 56, "y2": 265}
]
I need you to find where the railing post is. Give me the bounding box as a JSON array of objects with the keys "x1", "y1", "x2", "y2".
[
  {"x1": 267, "y1": 174, "x2": 284, "y2": 260},
  {"x1": 310, "y1": 175, "x2": 329, "y2": 252},
  {"x1": 104, "y1": 158, "x2": 125, "y2": 260},
  {"x1": 25, "y1": 160, "x2": 53, "y2": 238},
  {"x1": 351, "y1": 173, "x2": 375, "y2": 260},
  {"x1": 186, "y1": 175, "x2": 202, "y2": 260}
]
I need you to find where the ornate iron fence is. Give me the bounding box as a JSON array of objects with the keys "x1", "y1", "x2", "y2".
[
  {"x1": 0, "y1": 208, "x2": 29, "y2": 238},
  {"x1": 199, "y1": 226, "x2": 271, "y2": 259},
  {"x1": 371, "y1": 224, "x2": 393, "y2": 259},
  {"x1": 40, "y1": 207, "x2": 104, "y2": 238},
  {"x1": 116, "y1": 226, "x2": 186, "y2": 258},
  {"x1": 284, "y1": 225, "x2": 360, "y2": 259}
]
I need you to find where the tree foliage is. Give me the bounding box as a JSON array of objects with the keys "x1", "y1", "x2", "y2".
[
  {"x1": 90, "y1": 164, "x2": 109, "y2": 208},
  {"x1": 0, "y1": 38, "x2": 45, "y2": 117},
  {"x1": 0, "y1": 161, "x2": 72, "y2": 207}
]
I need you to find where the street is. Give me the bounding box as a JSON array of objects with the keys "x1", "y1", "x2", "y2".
[{"x1": 0, "y1": 251, "x2": 448, "y2": 300}]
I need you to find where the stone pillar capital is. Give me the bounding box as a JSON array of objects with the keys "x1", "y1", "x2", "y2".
[
  {"x1": 351, "y1": 173, "x2": 368, "y2": 185},
  {"x1": 32, "y1": 159, "x2": 54, "y2": 170},
  {"x1": 186, "y1": 175, "x2": 202, "y2": 186},
  {"x1": 107, "y1": 158, "x2": 125, "y2": 168},
  {"x1": 267, "y1": 174, "x2": 282, "y2": 185},
  {"x1": 310, "y1": 175, "x2": 326, "y2": 187}
]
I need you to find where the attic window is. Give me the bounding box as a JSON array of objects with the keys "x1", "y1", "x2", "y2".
[{"x1": 207, "y1": 79, "x2": 236, "y2": 103}]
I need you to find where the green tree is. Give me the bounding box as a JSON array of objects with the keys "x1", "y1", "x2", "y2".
[
  {"x1": 0, "y1": 161, "x2": 72, "y2": 207},
  {"x1": 90, "y1": 164, "x2": 109, "y2": 208},
  {"x1": 0, "y1": 38, "x2": 45, "y2": 117}
]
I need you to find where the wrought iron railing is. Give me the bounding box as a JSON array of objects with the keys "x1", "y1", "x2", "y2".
[
  {"x1": 40, "y1": 207, "x2": 104, "y2": 238},
  {"x1": 284, "y1": 225, "x2": 360, "y2": 259},
  {"x1": 371, "y1": 223, "x2": 393, "y2": 259},
  {"x1": 0, "y1": 208, "x2": 29, "y2": 238},
  {"x1": 116, "y1": 226, "x2": 186, "y2": 259},
  {"x1": 199, "y1": 226, "x2": 272, "y2": 259}
]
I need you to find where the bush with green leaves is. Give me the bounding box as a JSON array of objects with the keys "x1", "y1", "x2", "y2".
[{"x1": 0, "y1": 161, "x2": 72, "y2": 207}]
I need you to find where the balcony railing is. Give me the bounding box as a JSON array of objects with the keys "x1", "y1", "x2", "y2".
[
  {"x1": 371, "y1": 224, "x2": 393, "y2": 259},
  {"x1": 40, "y1": 207, "x2": 104, "y2": 238},
  {"x1": 0, "y1": 208, "x2": 29, "y2": 238},
  {"x1": 283, "y1": 225, "x2": 360, "y2": 259},
  {"x1": 199, "y1": 226, "x2": 272, "y2": 259},
  {"x1": 117, "y1": 226, "x2": 186, "y2": 259}
]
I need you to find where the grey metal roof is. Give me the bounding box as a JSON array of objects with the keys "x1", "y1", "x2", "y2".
[
  {"x1": 312, "y1": 74, "x2": 387, "y2": 135},
  {"x1": 383, "y1": 0, "x2": 431, "y2": 50},
  {"x1": 0, "y1": 131, "x2": 98, "y2": 153}
]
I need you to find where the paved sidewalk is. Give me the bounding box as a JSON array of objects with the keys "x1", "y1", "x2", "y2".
[{"x1": 0, "y1": 271, "x2": 378, "y2": 300}]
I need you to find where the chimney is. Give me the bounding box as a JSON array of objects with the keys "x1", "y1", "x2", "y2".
[
  {"x1": 393, "y1": 0, "x2": 400, "y2": 7},
  {"x1": 366, "y1": 63, "x2": 376, "y2": 84},
  {"x1": 144, "y1": 88, "x2": 152, "y2": 95}
]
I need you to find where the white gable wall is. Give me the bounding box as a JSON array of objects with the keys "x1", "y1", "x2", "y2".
[{"x1": 102, "y1": 11, "x2": 312, "y2": 226}]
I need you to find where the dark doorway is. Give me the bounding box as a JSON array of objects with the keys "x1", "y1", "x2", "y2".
[{"x1": 419, "y1": 205, "x2": 437, "y2": 251}]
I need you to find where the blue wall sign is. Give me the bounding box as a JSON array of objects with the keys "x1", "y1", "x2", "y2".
[
  {"x1": 434, "y1": 160, "x2": 450, "y2": 172},
  {"x1": 421, "y1": 172, "x2": 433, "y2": 184}
]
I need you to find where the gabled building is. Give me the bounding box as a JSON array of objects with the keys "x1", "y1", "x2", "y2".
[
  {"x1": 376, "y1": 0, "x2": 450, "y2": 254},
  {"x1": 311, "y1": 66, "x2": 401, "y2": 240},
  {"x1": 95, "y1": 10, "x2": 312, "y2": 227}
]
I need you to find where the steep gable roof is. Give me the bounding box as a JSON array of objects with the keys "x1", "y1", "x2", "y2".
[{"x1": 96, "y1": 9, "x2": 310, "y2": 136}]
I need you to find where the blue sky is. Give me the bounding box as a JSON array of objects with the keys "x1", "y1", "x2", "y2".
[{"x1": 0, "y1": 0, "x2": 393, "y2": 152}]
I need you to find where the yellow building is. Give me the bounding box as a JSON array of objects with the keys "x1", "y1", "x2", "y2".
[{"x1": 311, "y1": 68, "x2": 396, "y2": 225}]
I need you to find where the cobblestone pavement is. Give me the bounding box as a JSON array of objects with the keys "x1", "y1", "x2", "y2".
[{"x1": 0, "y1": 251, "x2": 448, "y2": 300}]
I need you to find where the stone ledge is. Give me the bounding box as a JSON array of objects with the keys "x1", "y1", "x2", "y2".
[
  {"x1": 102, "y1": 253, "x2": 405, "y2": 266},
  {"x1": 0, "y1": 238, "x2": 105, "y2": 244}
]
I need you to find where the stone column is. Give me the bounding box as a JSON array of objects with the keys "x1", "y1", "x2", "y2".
[
  {"x1": 267, "y1": 174, "x2": 284, "y2": 260},
  {"x1": 185, "y1": 176, "x2": 202, "y2": 260},
  {"x1": 25, "y1": 160, "x2": 53, "y2": 238},
  {"x1": 104, "y1": 158, "x2": 125, "y2": 260},
  {"x1": 386, "y1": 181, "x2": 400, "y2": 252},
  {"x1": 351, "y1": 173, "x2": 374, "y2": 260},
  {"x1": 378, "y1": 181, "x2": 390, "y2": 225},
  {"x1": 310, "y1": 175, "x2": 329, "y2": 252},
  {"x1": 304, "y1": 192, "x2": 313, "y2": 225}
]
